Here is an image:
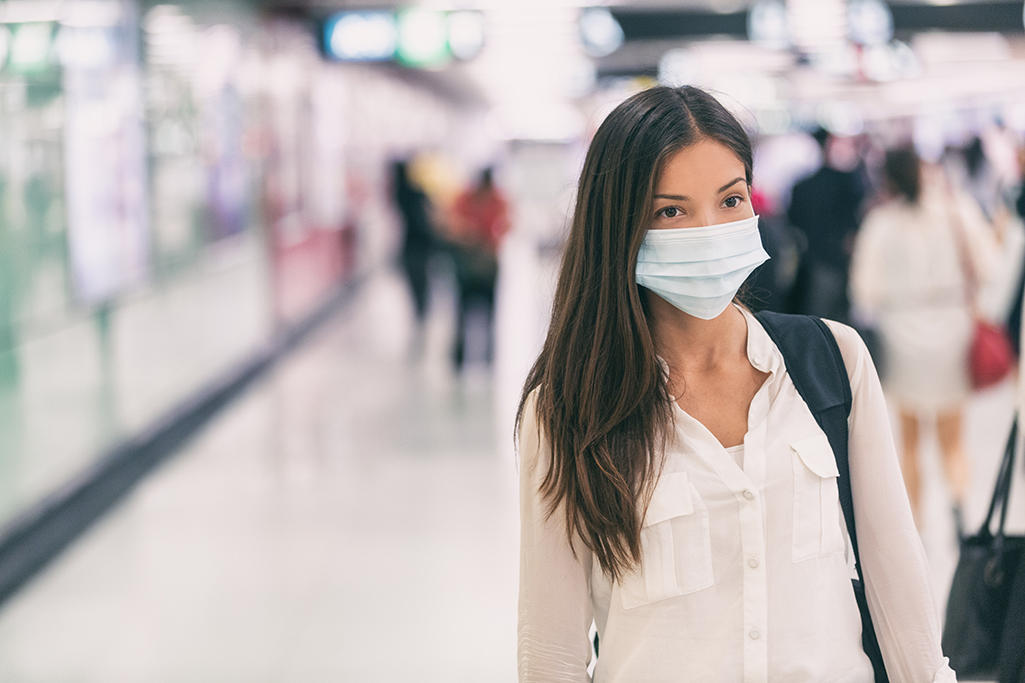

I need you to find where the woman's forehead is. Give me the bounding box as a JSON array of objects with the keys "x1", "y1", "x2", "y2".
[{"x1": 656, "y1": 140, "x2": 746, "y2": 192}]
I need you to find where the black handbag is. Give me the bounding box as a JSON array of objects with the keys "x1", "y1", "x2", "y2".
[{"x1": 942, "y1": 417, "x2": 1025, "y2": 680}]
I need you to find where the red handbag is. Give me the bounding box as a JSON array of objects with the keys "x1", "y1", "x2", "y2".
[
  {"x1": 950, "y1": 195, "x2": 1018, "y2": 390},
  {"x1": 970, "y1": 320, "x2": 1015, "y2": 390}
]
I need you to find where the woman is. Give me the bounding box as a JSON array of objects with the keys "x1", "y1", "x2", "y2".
[
  {"x1": 517, "y1": 87, "x2": 955, "y2": 682},
  {"x1": 392, "y1": 159, "x2": 436, "y2": 331},
  {"x1": 849, "y1": 148, "x2": 997, "y2": 528}
]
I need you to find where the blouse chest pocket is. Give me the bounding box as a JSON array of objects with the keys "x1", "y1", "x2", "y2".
[
  {"x1": 791, "y1": 434, "x2": 846, "y2": 563},
  {"x1": 620, "y1": 471, "x2": 714, "y2": 610}
]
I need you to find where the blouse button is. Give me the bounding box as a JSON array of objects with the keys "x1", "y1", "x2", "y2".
[
  {"x1": 748, "y1": 557, "x2": 760, "y2": 568},
  {"x1": 743, "y1": 489, "x2": 755, "y2": 500},
  {"x1": 749, "y1": 629, "x2": 761, "y2": 640}
]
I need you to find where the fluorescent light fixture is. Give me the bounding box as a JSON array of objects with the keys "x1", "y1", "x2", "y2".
[
  {"x1": 325, "y1": 11, "x2": 397, "y2": 62},
  {"x1": 579, "y1": 8, "x2": 623, "y2": 58},
  {"x1": 396, "y1": 9, "x2": 449, "y2": 67},
  {"x1": 447, "y1": 10, "x2": 484, "y2": 61}
]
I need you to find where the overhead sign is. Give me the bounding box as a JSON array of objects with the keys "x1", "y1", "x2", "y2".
[
  {"x1": 322, "y1": 9, "x2": 484, "y2": 65},
  {"x1": 325, "y1": 11, "x2": 396, "y2": 62}
]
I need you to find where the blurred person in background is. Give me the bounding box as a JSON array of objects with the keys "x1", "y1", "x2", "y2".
[
  {"x1": 849, "y1": 148, "x2": 998, "y2": 530},
  {"x1": 962, "y1": 137, "x2": 1001, "y2": 222},
  {"x1": 944, "y1": 137, "x2": 1025, "y2": 331},
  {"x1": 518, "y1": 86, "x2": 954, "y2": 682},
  {"x1": 743, "y1": 187, "x2": 800, "y2": 313},
  {"x1": 787, "y1": 128, "x2": 867, "y2": 322},
  {"x1": 447, "y1": 167, "x2": 509, "y2": 372},
  {"x1": 392, "y1": 158, "x2": 437, "y2": 354}
]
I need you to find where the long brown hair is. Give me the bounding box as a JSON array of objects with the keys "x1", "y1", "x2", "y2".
[{"x1": 516, "y1": 86, "x2": 754, "y2": 581}]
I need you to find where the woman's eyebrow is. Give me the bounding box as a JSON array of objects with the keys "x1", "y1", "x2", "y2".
[
  {"x1": 654, "y1": 178, "x2": 746, "y2": 201},
  {"x1": 718, "y1": 177, "x2": 745, "y2": 192}
]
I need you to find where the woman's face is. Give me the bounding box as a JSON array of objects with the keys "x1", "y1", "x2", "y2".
[{"x1": 651, "y1": 138, "x2": 753, "y2": 230}]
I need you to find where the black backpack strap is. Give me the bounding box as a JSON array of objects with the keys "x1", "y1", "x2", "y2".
[{"x1": 753, "y1": 310, "x2": 888, "y2": 683}]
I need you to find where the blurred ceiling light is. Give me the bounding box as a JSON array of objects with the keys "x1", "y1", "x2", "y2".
[
  {"x1": 847, "y1": 0, "x2": 892, "y2": 46},
  {"x1": 747, "y1": 0, "x2": 789, "y2": 50},
  {"x1": 579, "y1": 7, "x2": 624, "y2": 58},
  {"x1": 325, "y1": 11, "x2": 397, "y2": 62},
  {"x1": 397, "y1": 9, "x2": 450, "y2": 67},
  {"x1": 447, "y1": 10, "x2": 485, "y2": 61},
  {"x1": 658, "y1": 48, "x2": 701, "y2": 87},
  {"x1": 9, "y1": 22, "x2": 54, "y2": 71}
]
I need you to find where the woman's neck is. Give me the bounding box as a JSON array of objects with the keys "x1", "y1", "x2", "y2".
[{"x1": 648, "y1": 297, "x2": 748, "y2": 374}]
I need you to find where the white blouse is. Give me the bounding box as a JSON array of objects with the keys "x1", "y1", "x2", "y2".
[
  {"x1": 517, "y1": 308, "x2": 957, "y2": 683},
  {"x1": 848, "y1": 192, "x2": 998, "y2": 410}
]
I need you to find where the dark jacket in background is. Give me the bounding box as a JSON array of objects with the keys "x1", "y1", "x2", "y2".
[
  {"x1": 788, "y1": 166, "x2": 865, "y2": 270},
  {"x1": 787, "y1": 166, "x2": 866, "y2": 321}
]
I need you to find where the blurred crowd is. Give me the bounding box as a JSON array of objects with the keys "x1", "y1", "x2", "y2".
[
  {"x1": 390, "y1": 121, "x2": 1025, "y2": 538},
  {"x1": 744, "y1": 126, "x2": 1025, "y2": 537},
  {"x1": 391, "y1": 158, "x2": 510, "y2": 371}
]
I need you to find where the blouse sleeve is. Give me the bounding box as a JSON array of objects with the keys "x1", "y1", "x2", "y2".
[
  {"x1": 517, "y1": 390, "x2": 595, "y2": 682},
  {"x1": 823, "y1": 320, "x2": 958, "y2": 683}
]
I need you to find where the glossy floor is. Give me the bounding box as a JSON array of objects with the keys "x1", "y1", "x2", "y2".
[{"x1": 0, "y1": 249, "x2": 1019, "y2": 681}]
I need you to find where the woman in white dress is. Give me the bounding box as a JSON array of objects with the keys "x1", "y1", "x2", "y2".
[
  {"x1": 517, "y1": 87, "x2": 955, "y2": 682},
  {"x1": 849, "y1": 148, "x2": 997, "y2": 527}
]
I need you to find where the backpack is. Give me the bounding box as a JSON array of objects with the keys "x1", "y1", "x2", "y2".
[{"x1": 754, "y1": 310, "x2": 889, "y2": 683}]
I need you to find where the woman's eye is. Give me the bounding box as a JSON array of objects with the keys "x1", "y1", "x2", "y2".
[
  {"x1": 724, "y1": 195, "x2": 743, "y2": 208},
  {"x1": 658, "y1": 206, "x2": 681, "y2": 218}
]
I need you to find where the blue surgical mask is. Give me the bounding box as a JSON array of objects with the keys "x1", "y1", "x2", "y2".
[{"x1": 635, "y1": 215, "x2": 769, "y2": 320}]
